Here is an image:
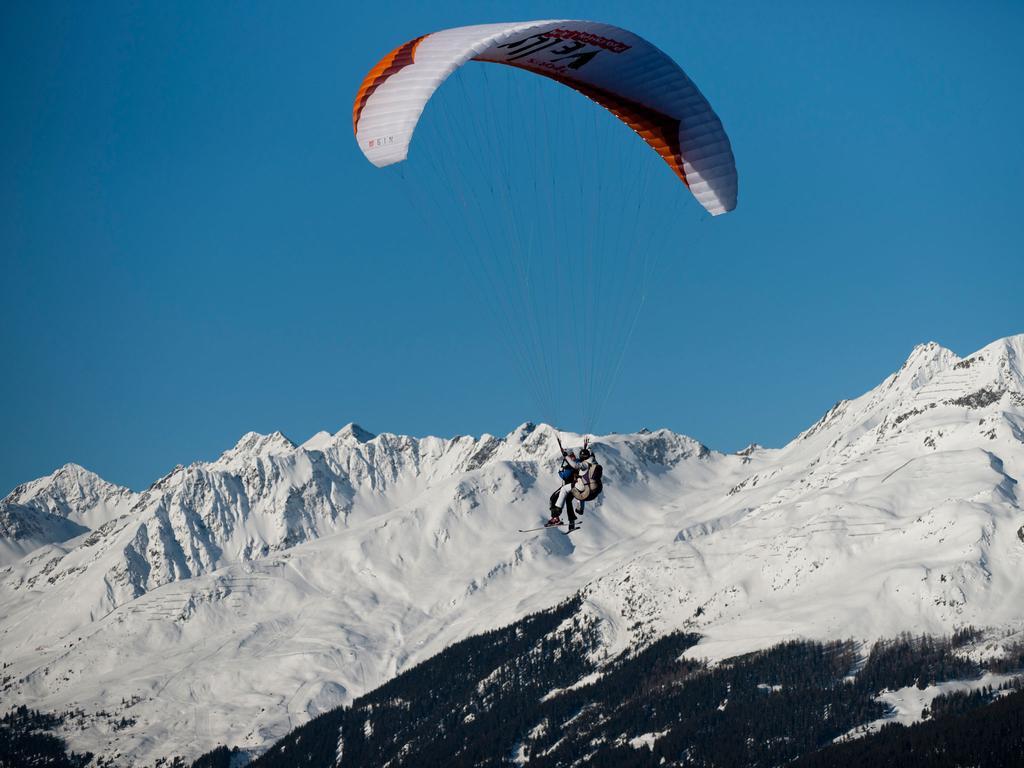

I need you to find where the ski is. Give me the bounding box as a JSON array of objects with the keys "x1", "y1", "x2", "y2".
[
  {"x1": 518, "y1": 523, "x2": 568, "y2": 532},
  {"x1": 562, "y1": 526, "x2": 581, "y2": 535}
]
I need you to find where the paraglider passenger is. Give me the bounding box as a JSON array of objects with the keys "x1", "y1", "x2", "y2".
[
  {"x1": 548, "y1": 450, "x2": 579, "y2": 527},
  {"x1": 571, "y1": 447, "x2": 600, "y2": 518}
]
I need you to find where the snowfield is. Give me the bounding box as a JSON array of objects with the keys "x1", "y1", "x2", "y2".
[
  {"x1": 1, "y1": 335, "x2": 1023, "y2": 764},
  {"x1": 838, "y1": 670, "x2": 1021, "y2": 740}
]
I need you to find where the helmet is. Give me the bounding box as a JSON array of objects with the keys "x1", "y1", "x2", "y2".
[{"x1": 579, "y1": 448, "x2": 592, "y2": 460}]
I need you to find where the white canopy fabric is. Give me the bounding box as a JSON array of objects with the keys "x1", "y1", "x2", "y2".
[{"x1": 353, "y1": 20, "x2": 737, "y2": 216}]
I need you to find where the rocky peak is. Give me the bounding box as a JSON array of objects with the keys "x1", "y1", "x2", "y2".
[
  {"x1": 2, "y1": 463, "x2": 137, "y2": 529},
  {"x1": 884, "y1": 341, "x2": 958, "y2": 395},
  {"x1": 219, "y1": 431, "x2": 296, "y2": 463},
  {"x1": 336, "y1": 423, "x2": 376, "y2": 443}
]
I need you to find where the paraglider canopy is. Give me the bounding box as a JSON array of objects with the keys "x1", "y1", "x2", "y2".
[
  {"x1": 352, "y1": 20, "x2": 739, "y2": 432},
  {"x1": 353, "y1": 20, "x2": 737, "y2": 216}
]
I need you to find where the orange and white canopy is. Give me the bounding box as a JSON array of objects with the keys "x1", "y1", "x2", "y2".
[{"x1": 353, "y1": 20, "x2": 738, "y2": 216}]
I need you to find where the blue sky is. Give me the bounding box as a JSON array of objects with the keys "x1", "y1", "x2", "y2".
[{"x1": 2, "y1": 1, "x2": 1022, "y2": 492}]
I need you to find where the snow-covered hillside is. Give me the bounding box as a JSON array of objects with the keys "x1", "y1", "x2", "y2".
[
  {"x1": 0, "y1": 503, "x2": 89, "y2": 566},
  {"x1": 1, "y1": 335, "x2": 1023, "y2": 765}
]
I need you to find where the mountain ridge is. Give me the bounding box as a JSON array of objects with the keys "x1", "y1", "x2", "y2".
[{"x1": 1, "y1": 333, "x2": 1023, "y2": 765}]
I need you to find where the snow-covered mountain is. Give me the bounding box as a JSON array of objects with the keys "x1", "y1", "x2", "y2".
[
  {"x1": 2, "y1": 462, "x2": 138, "y2": 529},
  {"x1": 1, "y1": 334, "x2": 1023, "y2": 765},
  {"x1": 0, "y1": 464, "x2": 137, "y2": 565}
]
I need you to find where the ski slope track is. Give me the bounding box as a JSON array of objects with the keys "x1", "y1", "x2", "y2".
[{"x1": 2, "y1": 335, "x2": 1024, "y2": 765}]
